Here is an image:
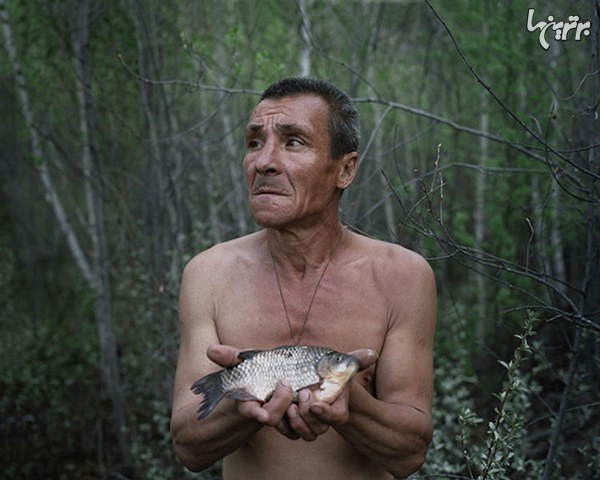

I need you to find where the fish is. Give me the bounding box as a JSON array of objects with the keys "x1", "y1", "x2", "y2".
[{"x1": 191, "y1": 345, "x2": 361, "y2": 420}]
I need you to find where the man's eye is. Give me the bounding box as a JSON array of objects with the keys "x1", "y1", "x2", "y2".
[
  {"x1": 247, "y1": 140, "x2": 261, "y2": 149},
  {"x1": 287, "y1": 139, "x2": 302, "y2": 147}
]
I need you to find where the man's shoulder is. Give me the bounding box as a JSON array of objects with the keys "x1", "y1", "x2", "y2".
[
  {"x1": 182, "y1": 231, "x2": 264, "y2": 279},
  {"x1": 351, "y1": 232, "x2": 432, "y2": 275},
  {"x1": 352, "y1": 234, "x2": 437, "y2": 329}
]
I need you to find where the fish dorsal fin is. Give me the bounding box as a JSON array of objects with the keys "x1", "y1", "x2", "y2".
[
  {"x1": 272, "y1": 344, "x2": 296, "y2": 351},
  {"x1": 237, "y1": 349, "x2": 262, "y2": 361},
  {"x1": 238, "y1": 345, "x2": 296, "y2": 361}
]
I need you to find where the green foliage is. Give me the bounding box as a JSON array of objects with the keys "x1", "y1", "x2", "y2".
[
  {"x1": 470, "y1": 312, "x2": 541, "y2": 480},
  {"x1": 0, "y1": 253, "x2": 101, "y2": 476},
  {"x1": 419, "y1": 304, "x2": 480, "y2": 476},
  {"x1": 415, "y1": 312, "x2": 547, "y2": 480}
]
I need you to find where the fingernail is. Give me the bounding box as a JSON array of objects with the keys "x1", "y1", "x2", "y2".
[
  {"x1": 288, "y1": 404, "x2": 299, "y2": 418},
  {"x1": 280, "y1": 379, "x2": 291, "y2": 388},
  {"x1": 299, "y1": 390, "x2": 310, "y2": 402}
]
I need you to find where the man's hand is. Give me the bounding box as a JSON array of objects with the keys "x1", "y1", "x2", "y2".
[{"x1": 282, "y1": 348, "x2": 378, "y2": 441}]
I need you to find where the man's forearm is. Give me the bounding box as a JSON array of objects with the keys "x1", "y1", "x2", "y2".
[
  {"x1": 171, "y1": 401, "x2": 262, "y2": 472},
  {"x1": 335, "y1": 384, "x2": 433, "y2": 479}
]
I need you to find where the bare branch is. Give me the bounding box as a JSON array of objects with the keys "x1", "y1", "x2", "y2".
[{"x1": 117, "y1": 53, "x2": 262, "y2": 96}]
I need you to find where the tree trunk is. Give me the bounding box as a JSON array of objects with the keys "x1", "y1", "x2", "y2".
[
  {"x1": 0, "y1": 0, "x2": 94, "y2": 286},
  {"x1": 298, "y1": 0, "x2": 312, "y2": 76},
  {"x1": 216, "y1": 0, "x2": 248, "y2": 236},
  {"x1": 475, "y1": 19, "x2": 489, "y2": 340},
  {"x1": 73, "y1": 0, "x2": 130, "y2": 473},
  {"x1": 200, "y1": 90, "x2": 223, "y2": 244}
]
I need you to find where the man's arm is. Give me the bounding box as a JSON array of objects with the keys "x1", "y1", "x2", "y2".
[
  {"x1": 170, "y1": 251, "x2": 295, "y2": 472},
  {"x1": 288, "y1": 249, "x2": 437, "y2": 478}
]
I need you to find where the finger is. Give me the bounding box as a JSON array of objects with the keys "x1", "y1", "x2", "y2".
[
  {"x1": 288, "y1": 389, "x2": 329, "y2": 441},
  {"x1": 275, "y1": 415, "x2": 300, "y2": 440},
  {"x1": 206, "y1": 344, "x2": 244, "y2": 368},
  {"x1": 238, "y1": 400, "x2": 268, "y2": 423},
  {"x1": 347, "y1": 348, "x2": 379, "y2": 370},
  {"x1": 298, "y1": 389, "x2": 330, "y2": 435},
  {"x1": 237, "y1": 380, "x2": 294, "y2": 426},
  {"x1": 237, "y1": 380, "x2": 293, "y2": 427},
  {"x1": 308, "y1": 386, "x2": 351, "y2": 427},
  {"x1": 287, "y1": 403, "x2": 319, "y2": 441},
  {"x1": 261, "y1": 380, "x2": 295, "y2": 425},
  {"x1": 286, "y1": 402, "x2": 316, "y2": 441}
]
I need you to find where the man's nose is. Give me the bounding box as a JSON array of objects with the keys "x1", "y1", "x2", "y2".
[{"x1": 254, "y1": 140, "x2": 280, "y2": 175}]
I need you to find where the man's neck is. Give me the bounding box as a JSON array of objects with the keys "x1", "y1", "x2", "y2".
[{"x1": 265, "y1": 215, "x2": 345, "y2": 277}]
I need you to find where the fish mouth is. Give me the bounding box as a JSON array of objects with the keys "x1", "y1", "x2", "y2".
[
  {"x1": 346, "y1": 361, "x2": 360, "y2": 378},
  {"x1": 342, "y1": 355, "x2": 361, "y2": 374}
]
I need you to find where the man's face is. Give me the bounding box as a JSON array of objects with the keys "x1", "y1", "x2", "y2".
[{"x1": 243, "y1": 94, "x2": 355, "y2": 229}]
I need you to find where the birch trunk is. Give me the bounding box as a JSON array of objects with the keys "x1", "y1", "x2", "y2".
[
  {"x1": 216, "y1": 0, "x2": 248, "y2": 236},
  {"x1": 371, "y1": 99, "x2": 396, "y2": 239},
  {"x1": 298, "y1": 0, "x2": 312, "y2": 76},
  {"x1": 0, "y1": 0, "x2": 94, "y2": 286},
  {"x1": 475, "y1": 22, "x2": 489, "y2": 340},
  {"x1": 200, "y1": 90, "x2": 223, "y2": 244},
  {"x1": 73, "y1": 0, "x2": 130, "y2": 472}
]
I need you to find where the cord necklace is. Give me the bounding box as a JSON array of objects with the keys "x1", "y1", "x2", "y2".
[{"x1": 269, "y1": 227, "x2": 345, "y2": 346}]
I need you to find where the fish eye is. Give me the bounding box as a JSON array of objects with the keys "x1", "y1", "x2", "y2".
[{"x1": 335, "y1": 355, "x2": 344, "y2": 363}]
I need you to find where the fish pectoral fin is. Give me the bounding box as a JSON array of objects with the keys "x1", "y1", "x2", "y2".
[
  {"x1": 226, "y1": 388, "x2": 260, "y2": 402},
  {"x1": 314, "y1": 378, "x2": 343, "y2": 403},
  {"x1": 319, "y1": 378, "x2": 332, "y2": 390}
]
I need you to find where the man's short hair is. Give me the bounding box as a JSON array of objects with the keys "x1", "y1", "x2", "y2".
[{"x1": 260, "y1": 77, "x2": 360, "y2": 160}]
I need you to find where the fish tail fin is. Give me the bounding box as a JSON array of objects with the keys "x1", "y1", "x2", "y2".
[{"x1": 191, "y1": 371, "x2": 226, "y2": 420}]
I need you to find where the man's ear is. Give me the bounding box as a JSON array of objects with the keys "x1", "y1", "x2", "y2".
[{"x1": 337, "y1": 152, "x2": 359, "y2": 190}]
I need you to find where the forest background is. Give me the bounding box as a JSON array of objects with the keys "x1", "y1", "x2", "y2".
[{"x1": 1, "y1": 0, "x2": 599, "y2": 479}]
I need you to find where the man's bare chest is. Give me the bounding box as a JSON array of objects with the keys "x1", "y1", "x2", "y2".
[{"x1": 213, "y1": 267, "x2": 390, "y2": 354}]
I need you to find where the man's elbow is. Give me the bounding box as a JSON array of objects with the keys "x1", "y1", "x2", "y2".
[
  {"x1": 172, "y1": 433, "x2": 212, "y2": 473},
  {"x1": 387, "y1": 426, "x2": 433, "y2": 479},
  {"x1": 170, "y1": 417, "x2": 212, "y2": 473},
  {"x1": 389, "y1": 447, "x2": 428, "y2": 479}
]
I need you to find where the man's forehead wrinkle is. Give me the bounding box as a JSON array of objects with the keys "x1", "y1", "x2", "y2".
[
  {"x1": 245, "y1": 121, "x2": 310, "y2": 137},
  {"x1": 246, "y1": 96, "x2": 328, "y2": 139}
]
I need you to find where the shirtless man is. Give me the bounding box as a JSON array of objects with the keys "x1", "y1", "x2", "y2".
[{"x1": 170, "y1": 77, "x2": 437, "y2": 480}]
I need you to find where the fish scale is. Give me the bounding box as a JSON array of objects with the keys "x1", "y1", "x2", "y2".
[{"x1": 222, "y1": 346, "x2": 332, "y2": 400}]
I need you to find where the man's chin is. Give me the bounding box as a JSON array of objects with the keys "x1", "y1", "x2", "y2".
[
  {"x1": 252, "y1": 216, "x2": 289, "y2": 229},
  {"x1": 249, "y1": 199, "x2": 293, "y2": 227},
  {"x1": 250, "y1": 210, "x2": 293, "y2": 229}
]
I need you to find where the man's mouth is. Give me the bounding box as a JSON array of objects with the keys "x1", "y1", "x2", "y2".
[
  {"x1": 252, "y1": 182, "x2": 289, "y2": 196},
  {"x1": 254, "y1": 189, "x2": 284, "y2": 195}
]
